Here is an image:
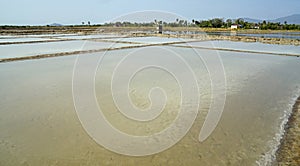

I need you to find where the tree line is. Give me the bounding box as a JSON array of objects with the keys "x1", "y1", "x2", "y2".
[
  {"x1": 192, "y1": 18, "x2": 300, "y2": 30},
  {"x1": 101, "y1": 18, "x2": 300, "y2": 30},
  {"x1": 1, "y1": 18, "x2": 299, "y2": 30}
]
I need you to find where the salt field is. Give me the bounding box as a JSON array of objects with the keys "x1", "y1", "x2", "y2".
[
  {"x1": 175, "y1": 40, "x2": 300, "y2": 55},
  {"x1": 191, "y1": 31, "x2": 300, "y2": 40},
  {"x1": 0, "y1": 37, "x2": 59, "y2": 43},
  {"x1": 104, "y1": 36, "x2": 197, "y2": 44},
  {"x1": 54, "y1": 34, "x2": 126, "y2": 40},
  {"x1": 0, "y1": 39, "x2": 141, "y2": 60},
  {"x1": 0, "y1": 35, "x2": 300, "y2": 165},
  {"x1": 237, "y1": 33, "x2": 300, "y2": 40}
]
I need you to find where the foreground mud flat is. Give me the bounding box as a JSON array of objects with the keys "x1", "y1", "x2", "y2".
[{"x1": 276, "y1": 96, "x2": 300, "y2": 165}]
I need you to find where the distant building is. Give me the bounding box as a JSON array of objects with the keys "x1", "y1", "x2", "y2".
[
  {"x1": 157, "y1": 24, "x2": 163, "y2": 34},
  {"x1": 231, "y1": 24, "x2": 238, "y2": 29},
  {"x1": 253, "y1": 25, "x2": 260, "y2": 29}
]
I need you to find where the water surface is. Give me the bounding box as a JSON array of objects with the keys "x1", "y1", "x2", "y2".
[
  {"x1": 106, "y1": 36, "x2": 196, "y2": 44},
  {"x1": 175, "y1": 40, "x2": 300, "y2": 55},
  {"x1": 0, "y1": 40, "x2": 138, "y2": 59},
  {"x1": 0, "y1": 37, "x2": 59, "y2": 43},
  {"x1": 0, "y1": 42, "x2": 299, "y2": 165}
]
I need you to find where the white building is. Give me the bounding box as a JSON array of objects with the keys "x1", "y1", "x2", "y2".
[{"x1": 231, "y1": 24, "x2": 238, "y2": 29}]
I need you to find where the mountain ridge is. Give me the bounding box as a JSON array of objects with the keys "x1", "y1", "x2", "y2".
[{"x1": 243, "y1": 14, "x2": 300, "y2": 24}]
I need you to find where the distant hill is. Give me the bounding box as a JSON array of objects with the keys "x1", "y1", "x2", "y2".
[
  {"x1": 243, "y1": 18, "x2": 262, "y2": 23},
  {"x1": 272, "y1": 14, "x2": 300, "y2": 24},
  {"x1": 49, "y1": 23, "x2": 63, "y2": 26},
  {"x1": 242, "y1": 14, "x2": 300, "y2": 24}
]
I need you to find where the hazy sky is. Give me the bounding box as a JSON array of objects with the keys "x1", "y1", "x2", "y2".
[{"x1": 0, "y1": 0, "x2": 299, "y2": 25}]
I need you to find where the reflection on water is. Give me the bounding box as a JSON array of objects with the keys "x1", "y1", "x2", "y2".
[{"x1": 0, "y1": 44, "x2": 300, "y2": 165}]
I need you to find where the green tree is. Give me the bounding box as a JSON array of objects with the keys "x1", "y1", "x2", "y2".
[
  {"x1": 211, "y1": 18, "x2": 223, "y2": 28},
  {"x1": 226, "y1": 19, "x2": 232, "y2": 28}
]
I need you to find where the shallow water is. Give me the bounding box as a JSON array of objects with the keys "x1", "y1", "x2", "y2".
[
  {"x1": 106, "y1": 36, "x2": 196, "y2": 44},
  {"x1": 25, "y1": 34, "x2": 78, "y2": 38},
  {"x1": 55, "y1": 34, "x2": 126, "y2": 40},
  {"x1": 0, "y1": 41, "x2": 300, "y2": 165},
  {"x1": 237, "y1": 33, "x2": 300, "y2": 40},
  {"x1": 0, "y1": 34, "x2": 78, "y2": 39},
  {"x1": 175, "y1": 40, "x2": 300, "y2": 55},
  {"x1": 0, "y1": 37, "x2": 59, "y2": 43},
  {"x1": 191, "y1": 31, "x2": 300, "y2": 40},
  {"x1": 0, "y1": 40, "x2": 138, "y2": 59}
]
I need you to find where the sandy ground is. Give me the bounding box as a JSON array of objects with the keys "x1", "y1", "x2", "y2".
[{"x1": 276, "y1": 96, "x2": 300, "y2": 165}]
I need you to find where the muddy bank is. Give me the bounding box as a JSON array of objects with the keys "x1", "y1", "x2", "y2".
[
  {"x1": 275, "y1": 96, "x2": 300, "y2": 165},
  {"x1": 206, "y1": 35, "x2": 300, "y2": 46},
  {"x1": 1, "y1": 26, "x2": 300, "y2": 35},
  {"x1": 1, "y1": 26, "x2": 300, "y2": 46},
  {"x1": 140, "y1": 33, "x2": 300, "y2": 46},
  {"x1": 1, "y1": 32, "x2": 299, "y2": 46}
]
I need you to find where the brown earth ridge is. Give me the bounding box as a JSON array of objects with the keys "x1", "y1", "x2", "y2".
[{"x1": 275, "y1": 96, "x2": 300, "y2": 165}]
